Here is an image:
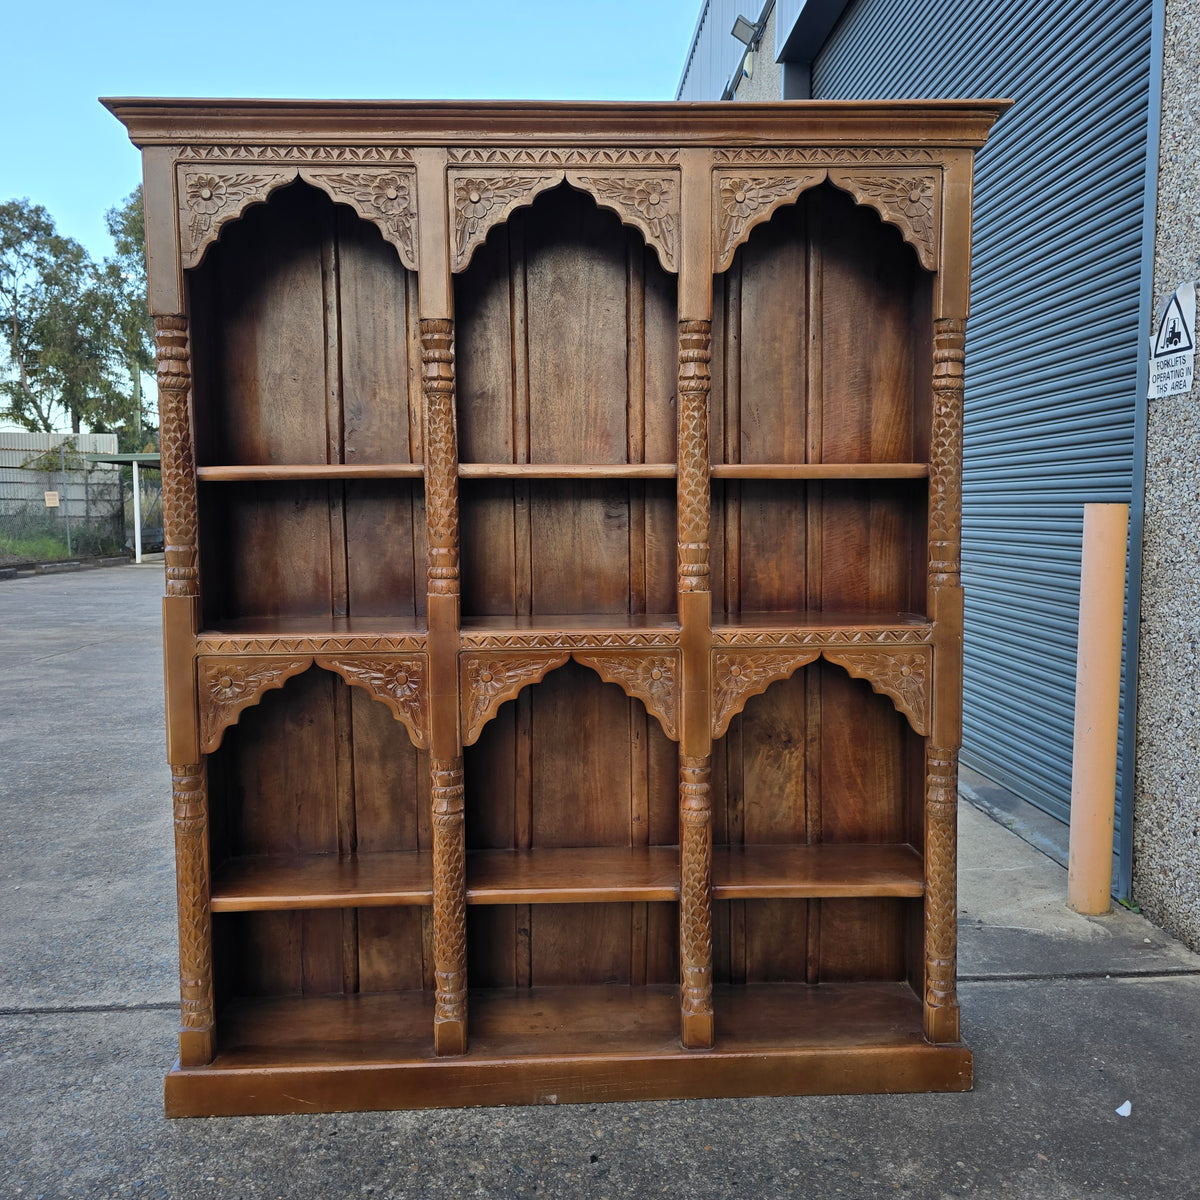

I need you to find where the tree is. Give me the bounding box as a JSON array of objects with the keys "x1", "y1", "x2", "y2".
[
  {"x1": 0, "y1": 192, "x2": 154, "y2": 447},
  {"x1": 98, "y1": 187, "x2": 155, "y2": 451}
]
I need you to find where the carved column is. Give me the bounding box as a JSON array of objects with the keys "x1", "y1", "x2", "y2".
[
  {"x1": 431, "y1": 757, "x2": 468, "y2": 1054},
  {"x1": 421, "y1": 318, "x2": 459, "y2": 597},
  {"x1": 173, "y1": 763, "x2": 214, "y2": 1065},
  {"x1": 677, "y1": 320, "x2": 712, "y2": 594},
  {"x1": 924, "y1": 745, "x2": 960, "y2": 1042},
  {"x1": 929, "y1": 318, "x2": 966, "y2": 590},
  {"x1": 155, "y1": 316, "x2": 199, "y2": 598},
  {"x1": 680, "y1": 755, "x2": 714, "y2": 1046},
  {"x1": 677, "y1": 318, "x2": 714, "y2": 1048}
]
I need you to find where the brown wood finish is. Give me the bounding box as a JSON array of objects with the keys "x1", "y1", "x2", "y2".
[{"x1": 109, "y1": 96, "x2": 1007, "y2": 1114}]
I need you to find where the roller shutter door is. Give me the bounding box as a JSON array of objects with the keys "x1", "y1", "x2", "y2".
[{"x1": 812, "y1": 0, "x2": 1153, "y2": 828}]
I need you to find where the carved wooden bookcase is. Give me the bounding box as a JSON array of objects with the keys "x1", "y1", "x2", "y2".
[{"x1": 107, "y1": 98, "x2": 1006, "y2": 1116}]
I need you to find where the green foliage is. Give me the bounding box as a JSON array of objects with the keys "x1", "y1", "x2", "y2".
[{"x1": 0, "y1": 189, "x2": 155, "y2": 448}]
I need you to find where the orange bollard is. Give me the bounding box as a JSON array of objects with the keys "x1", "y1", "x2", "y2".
[{"x1": 1067, "y1": 503, "x2": 1129, "y2": 915}]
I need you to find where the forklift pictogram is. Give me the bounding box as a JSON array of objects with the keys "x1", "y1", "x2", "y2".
[{"x1": 1166, "y1": 316, "x2": 1183, "y2": 348}]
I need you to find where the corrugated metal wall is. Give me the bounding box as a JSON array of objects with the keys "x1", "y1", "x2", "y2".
[
  {"x1": 813, "y1": 0, "x2": 1153, "y2": 827},
  {"x1": 678, "y1": 0, "x2": 757, "y2": 100}
]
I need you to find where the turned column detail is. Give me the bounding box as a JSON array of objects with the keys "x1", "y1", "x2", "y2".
[
  {"x1": 677, "y1": 320, "x2": 712, "y2": 594},
  {"x1": 924, "y1": 746, "x2": 960, "y2": 1041},
  {"x1": 155, "y1": 316, "x2": 199, "y2": 598},
  {"x1": 421, "y1": 318, "x2": 460, "y2": 596},
  {"x1": 172, "y1": 763, "x2": 214, "y2": 1065},
  {"x1": 929, "y1": 318, "x2": 966, "y2": 589}
]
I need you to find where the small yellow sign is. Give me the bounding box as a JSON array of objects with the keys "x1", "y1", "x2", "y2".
[{"x1": 44, "y1": 491, "x2": 60, "y2": 508}]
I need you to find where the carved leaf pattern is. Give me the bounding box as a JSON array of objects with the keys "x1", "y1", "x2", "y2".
[
  {"x1": 459, "y1": 629, "x2": 678, "y2": 650},
  {"x1": 924, "y1": 745, "x2": 960, "y2": 1041},
  {"x1": 172, "y1": 764, "x2": 213, "y2": 1038},
  {"x1": 714, "y1": 172, "x2": 825, "y2": 271},
  {"x1": 712, "y1": 626, "x2": 931, "y2": 648},
  {"x1": 155, "y1": 317, "x2": 198, "y2": 597},
  {"x1": 198, "y1": 657, "x2": 313, "y2": 753},
  {"x1": 451, "y1": 174, "x2": 561, "y2": 270},
  {"x1": 449, "y1": 147, "x2": 678, "y2": 166},
  {"x1": 179, "y1": 170, "x2": 290, "y2": 267},
  {"x1": 677, "y1": 321, "x2": 711, "y2": 593},
  {"x1": 715, "y1": 147, "x2": 938, "y2": 165},
  {"x1": 460, "y1": 653, "x2": 569, "y2": 746},
  {"x1": 823, "y1": 649, "x2": 929, "y2": 736},
  {"x1": 197, "y1": 633, "x2": 426, "y2": 655},
  {"x1": 571, "y1": 173, "x2": 678, "y2": 271},
  {"x1": 573, "y1": 652, "x2": 680, "y2": 741},
  {"x1": 431, "y1": 757, "x2": 468, "y2": 1040},
  {"x1": 315, "y1": 655, "x2": 427, "y2": 748},
  {"x1": 711, "y1": 650, "x2": 820, "y2": 738},
  {"x1": 306, "y1": 170, "x2": 418, "y2": 269},
  {"x1": 679, "y1": 755, "x2": 713, "y2": 1034},
  {"x1": 929, "y1": 318, "x2": 966, "y2": 587},
  {"x1": 181, "y1": 144, "x2": 413, "y2": 162},
  {"x1": 827, "y1": 172, "x2": 939, "y2": 269},
  {"x1": 421, "y1": 319, "x2": 459, "y2": 596}
]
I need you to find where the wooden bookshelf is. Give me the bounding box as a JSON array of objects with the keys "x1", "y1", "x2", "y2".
[{"x1": 106, "y1": 95, "x2": 1007, "y2": 1116}]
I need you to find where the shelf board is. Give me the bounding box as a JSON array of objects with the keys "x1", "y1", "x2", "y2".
[
  {"x1": 167, "y1": 981, "x2": 969, "y2": 1115},
  {"x1": 196, "y1": 615, "x2": 427, "y2": 651},
  {"x1": 713, "y1": 844, "x2": 924, "y2": 899},
  {"x1": 713, "y1": 610, "x2": 930, "y2": 636},
  {"x1": 211, "y1": 851, "x2": 433, "y2": 911},
  {"x1": 467, "y1": 846, "x2": 680, "y2": 904},
  {"x1": 460, "y1": 612, "x2": 680, "y2": 649},
  {"x1": 459, "y1": 463, "x2": 676, "y2": 479},
  {"x1": 711, "y1": 463, "x2": 928, "y2": 480},
  {"x1": 197, "y1": 463, "x2": 423, "y2": 481}
]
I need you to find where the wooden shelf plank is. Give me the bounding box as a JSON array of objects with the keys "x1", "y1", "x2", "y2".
[
  {"x1": 197, "y1": 464, "x2": 424, "y2": 481},
  {"x1": 713, "y1": 844, "x2": 924, "y2": 899},
  {"x1": 196, "y1": 615, "x2": 427, "y2": 650},
  {"x1": 211, "y1": 852, "x2": 433, "y2": 911},
  {"x1": 460, "y1": 463, "x2": 676, "y2": 479},
  {"x1": 714, "y1": 609, "x2": 928, "y2": 630},
  {"x1": 711, "y1": 463, "x2": 928, "y2": 480},
  {"x1": 467, "y1": 846, "x2": 680, "y2": 904}
]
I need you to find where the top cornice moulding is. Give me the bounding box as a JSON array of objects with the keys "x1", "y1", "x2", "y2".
[{"x1": 101, "y1": 98, "x2": 1012, "y2": 149}]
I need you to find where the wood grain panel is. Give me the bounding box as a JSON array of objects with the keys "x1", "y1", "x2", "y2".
[
  {"x1": 819, "y1": 664, "x2": 910, "y2": 843},
  {"x1": 191, "y1": 183, "x2": 330, "y2": 466},
  {"x1": 336, "y1": 208, "x2": 416, "y2": 465},
  {"x1": 199, "y1": 483, "x2": 334, "y2": 624},
  {"x1": 818, "y1": 186, "x2": 916, "y2": 465}
]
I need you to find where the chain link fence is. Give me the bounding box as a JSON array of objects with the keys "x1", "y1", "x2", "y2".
[{"x1": 0, "y1": 433, "x2": 157, "y2": 567}]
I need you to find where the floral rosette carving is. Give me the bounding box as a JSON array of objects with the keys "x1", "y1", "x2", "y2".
[
  {"x1": 180, "y1": 171, "x2": 286, "y2": 267},
  {"x1": 827, "y1": 172, "x2": 939, "y2": 269},
  {"x1": 198, "y1": 657, "x2": 312, "y2": 753},
  {"x1": 305, "y1": 170, "x2": 418, "y2": 268},
  {"x1": 451, "y1": 174, "x2": 560, "y2": 270},
  {"x1": 823, "y1": 648, "x2": 930, "y2": 736},
  {"x1": 460, "y1": 653, "x2": 569, "y2": 745},
  {"x1": 573, "y1": 652, "x2": 680, "y2": 741},
  {"x1": 714, "y1": 172, "x2": 825, "y2": 271},
  {"x1": 571, "y1": 173, "x2": 679, "y2": 271},
  {"x1": 315, "y1": 655, "x2": 427, "y2": 747}
]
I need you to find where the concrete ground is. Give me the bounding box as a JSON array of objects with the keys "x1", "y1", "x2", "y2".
[{"x1": 2, "y1": 565, "x2": 1199, "y2": 1200}]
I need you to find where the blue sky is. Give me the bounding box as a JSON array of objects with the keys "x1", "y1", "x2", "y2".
[{"x1": 1, "y1": 0, "x2": 702, "y2": 260}]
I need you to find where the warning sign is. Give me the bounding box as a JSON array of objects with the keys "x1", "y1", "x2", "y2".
[{"x1": 1148, "y1": 281, "x2": 1196, "y2": 399}]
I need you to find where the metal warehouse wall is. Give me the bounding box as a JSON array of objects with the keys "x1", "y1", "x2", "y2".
[
  {"x1": 678, "y1": 1, "x2": 756, "y2": 99},
  {"x1": 813, "y1": 0, "x2": 1154, "y2": 831}
]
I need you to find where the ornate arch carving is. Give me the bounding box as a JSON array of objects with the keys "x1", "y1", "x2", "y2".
[
  {"x1": 314, "y1": 654, "x2": 428, "y2": 749},
  {"x1": 460, "y1": 650, "x2": 681, "y2": 745},
  {"x1": 826, "y1": 170, "x2": 940, "y2": 270},
  {"x1": 449, "y1": 169, "x2": 681, "y2": 274},
  {"x1": 198, "y1": 656, "x2": 313, "y2": 754},
  {"x1": 712, "y1": 170, "x2": 827, "y2": 272},
  {"x1": 709, "y1": 646, "x2": 931, "y2": 737},
  {"x1": 177, "y1": 165, "x2": 418, "y2": 270}
]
